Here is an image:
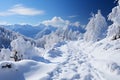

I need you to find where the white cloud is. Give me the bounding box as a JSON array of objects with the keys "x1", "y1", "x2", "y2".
[
  {"x1": 0, "y1": 4, "x2": 44, "y2": 16},
  {"x1": 68, "y1": 15, "x2": 78, "y2": 18},
  {"x1": 41, "y1": 16, "x2": 81, "y2": 27},
  {"x1": 42, "y1": 16, "x2": 70, "y2": 27}
]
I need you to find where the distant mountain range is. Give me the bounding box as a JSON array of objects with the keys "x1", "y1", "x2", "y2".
[
  {"x1": 0, "y1": 27, "x2": 20, "y2": 48},
  {"x1": 2, "y1": 24, "x2": 85, "y2": 39},
  {"x1": 0, "y1": 24, "x2": 85, "y2": 49},
  {"x1": 0, "y1": 26, "x2": 36, "y2": 49}
]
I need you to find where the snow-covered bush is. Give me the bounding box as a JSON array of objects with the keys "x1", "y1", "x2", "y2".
[
  {"x1": 107, "y1": 0, "x2": 120, "y2": 40},
  {"x1": 0, "y1": 48, "x2": 11, "y2": 61},
  {"x1": 84, "y1": 10, "x2": 107, "y2": 42},
  {"x1": 10, "y1": 37, "x2": 40, "y2": 60}
]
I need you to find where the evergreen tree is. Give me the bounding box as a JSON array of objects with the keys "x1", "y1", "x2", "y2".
[
  {"x1": 107, "y1": 0, "x2": 120, "y2": 40},
  {"x1": 84, "y1": 10, "x2": 107, "y2": 42}
]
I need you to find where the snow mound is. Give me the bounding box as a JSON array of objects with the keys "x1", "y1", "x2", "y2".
[{"x1": 0, "y1": 60, "x2": 56, "y2": 80}]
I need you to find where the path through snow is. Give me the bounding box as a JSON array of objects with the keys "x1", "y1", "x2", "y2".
[
  {"x1": 47, "y1": 41, "x2": 105, "y2": 80},
  {"x1": 1, "y1": 40, "x2": 120, "y2": 80}
]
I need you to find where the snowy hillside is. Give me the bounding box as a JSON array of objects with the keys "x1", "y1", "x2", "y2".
[
  {"x1": 44, "y1": 39, "x2": 120, "y2": 80},
  {"x1": 1, "y1": 38, "x2": 120, "y2": 80},
  {"x1": 0, "y1": 27, "x2": 20, "y2": 48},
  {"x1": 2, "y1": 24, "x2": 49, "y2": 38},
  {"x1": 0, "y1": 26, "x2": 36, "y2": 49}
]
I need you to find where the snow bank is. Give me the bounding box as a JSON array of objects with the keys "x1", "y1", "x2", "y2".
[{"x1": 0, "y1": 60, "x2": 56, "y2": 80}]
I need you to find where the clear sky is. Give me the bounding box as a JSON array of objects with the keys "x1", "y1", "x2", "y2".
[{"x1": 0, "y1": 0, "x2": 116, "y2": 25}]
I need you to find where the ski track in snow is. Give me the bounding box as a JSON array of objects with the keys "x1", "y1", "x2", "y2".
[{"x1": 48, "y1": 42, "x2": 105, "y2": 80}]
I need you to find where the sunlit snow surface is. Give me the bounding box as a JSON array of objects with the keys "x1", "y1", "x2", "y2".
[{"x1": 0, "y1": 38, "x2": 120, "y2": 80}]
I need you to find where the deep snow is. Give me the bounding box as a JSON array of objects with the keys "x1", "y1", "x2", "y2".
[{"x1": 0, "y1": 38, "x2": 120, "y2": 80}]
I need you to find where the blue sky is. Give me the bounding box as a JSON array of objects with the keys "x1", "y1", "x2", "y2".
[{"x1": 0, "y1": 0, "x2": 116, "y2": 25}]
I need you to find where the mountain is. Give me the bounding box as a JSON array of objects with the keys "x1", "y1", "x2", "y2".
[
  {"x1": 0, "y1": 27, "x2": 20, "y2": 48},
  {"x1": 0, "y1": 24, "x2": 85, "y2": 49},
  {"x1": 3, "y1": 24, "x2": 45, "y2": 38},
  {"x1": 36, "y1": 25, "x2": 84, "y2": 49},
  {"x1": 0, "y1": 26, "x2": 36, "y2": 49},
  {"x1": 3, "y1": 24, "x2": 57, "y2": 39},
  {"x1": 3, "y1": 24, "x2": 85, "y2": 39},
  {"x1": 35, "y1": 25, "x2": 57, "y2": 39}
]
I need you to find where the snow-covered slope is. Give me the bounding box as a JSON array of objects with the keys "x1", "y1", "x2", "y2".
[
  {"x1": 3, "y1": 24, "x2": 57, "y2": 38},
  {"x1": 0, "y1": 26, "x2": 36, "y2": 49},
  {"x1": 88, "y1": 38, "x2": 120, "y2": 79},
  {"x1": 0, "y1": 27, "x2": 20, "y2": 48},
  {"x1": 3, "y1": 24, "x2": 46, "y2": 38},
  {"x1": 35, "y1": 26, "x2": 57, "y2": 39},
  {"x1": 43, "y1": 38, "x2": 120, "y2": 80},
  {"x1": 0, "y1": 37, "x2": 120, "y2": 80},
  {"x1": 0, "y1": 60, "x2": 56, "y2": 80}
]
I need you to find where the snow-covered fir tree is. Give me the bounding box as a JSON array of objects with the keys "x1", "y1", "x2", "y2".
[
  {"x1": 107, "y1": 0, "x2": 120, "y2": 40},
  {"x1": 84, "y1": 10, "x2": 107, "y2": 42}
]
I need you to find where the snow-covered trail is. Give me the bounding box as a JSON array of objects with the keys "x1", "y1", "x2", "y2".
[
  {"x1": 47, "y1": 41, "x2": 105, "y2": 80},
  {"x1": 1, "y1": 40, "x2": 120, "y2": 80}
]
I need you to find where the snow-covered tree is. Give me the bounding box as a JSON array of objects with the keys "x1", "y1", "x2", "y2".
[
  {"x1": 10, "y1": 37, "x2": 40, "y2": 60},
  {"x1": 107, "y1": 0, "x2": 120, "y2": 40},
  {"x1": 36, "y1": 25, "x2": 83, "y2": 49},
  {"x1": 0, "y1": 48, "x2": 11, "y2": 61},
  {"x1": 84, "y1": 10, "x2": 107, "y2": 42}
]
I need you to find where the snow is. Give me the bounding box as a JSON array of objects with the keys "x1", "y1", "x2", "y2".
[
  {"x1": 0, "y1": 48, "x2": 11, "y2": 61},
  {"x1": 0, "y1": 60, "x2": 56, "y2": 80},
  {"x1": 0, "y1": 33, "x2": 120, "y2": 80},
  {"x1": 1, "y1": 36, "x2": 120, "y2": 80},
  {"x1": 43, "y1": 38, "x2": 120, "y2": 80},
  {"x1": 107, "y1": 0, "x2": 120, "y2": 39},
  {"x1": 0, "y1": 38, "x2": 120, "y2": 80}
]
